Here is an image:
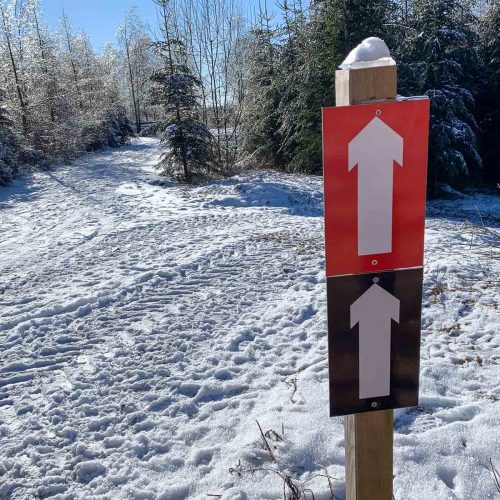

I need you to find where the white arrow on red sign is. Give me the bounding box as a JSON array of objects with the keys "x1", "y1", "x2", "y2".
[
  {"x1": 350, "y1": 283, "x2": 400, "y2": 399},
  {"x1": 348, "y1": 117, "x2": 403, "y2": 257}
]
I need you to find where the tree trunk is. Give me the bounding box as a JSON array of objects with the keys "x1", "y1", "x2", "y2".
[
  {"x1": 62, "y1": 14, "x2": 84, "y2": 111},
  {"x1": 124, "y1": 28, "x2": 141, "y2": 133},
  {"x1": 33, "y1": 9, "x2": 55, "y2": 123}
]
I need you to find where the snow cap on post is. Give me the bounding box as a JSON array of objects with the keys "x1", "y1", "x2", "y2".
[
  {"x1": 339, "y1": 37, "x2": 395, "y2": 70},
  {"x1": 335, "y1": 38, "x2": 397, "y2": 106}
]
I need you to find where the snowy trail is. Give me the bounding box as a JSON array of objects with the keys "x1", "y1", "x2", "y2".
[{"x1": 0, "y1": 138, "x2": 499, "y2": 499}]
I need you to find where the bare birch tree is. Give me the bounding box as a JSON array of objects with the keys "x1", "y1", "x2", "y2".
[
  {"x1": 175, "y1": 0, "x2": 246, "y2": 170},
  {"x1": 117, "y1": 8, "x2": 155, "y2": 133}
]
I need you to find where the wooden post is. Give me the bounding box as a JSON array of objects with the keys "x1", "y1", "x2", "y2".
[
  {"x1": 335, "y1": 63, "x2": 397, "y2": 500},
  {"x1": 344, "y1": 410, "x2": 394, "y2": 499},
  {"x1": 335, "y1": 65, "x2": 397, "y2": 106}
]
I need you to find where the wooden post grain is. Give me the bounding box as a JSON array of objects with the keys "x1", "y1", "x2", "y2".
[
  {"x1": 345, "y1": 410, "x2": 394, "y2": 499},
  {"x1": 335, "y1": 65, "x2": 397, "y2": 107},
  {"x1": 335, "y1": 64, "x2": 397, "y2": 500}
]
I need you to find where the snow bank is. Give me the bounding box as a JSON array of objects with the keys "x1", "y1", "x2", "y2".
[{"x1": 199, "y1": 173, "x2": 323, "y2": 216}]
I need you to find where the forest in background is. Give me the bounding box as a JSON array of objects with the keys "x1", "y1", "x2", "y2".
[{"x1": 0, "y1": 0, "x2": 498, "y2": 195}]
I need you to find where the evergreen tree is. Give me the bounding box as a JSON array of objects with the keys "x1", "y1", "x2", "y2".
[
  {"x1": 81, "y1": 104, "x2": 134, "y2": 151},
  {"x1": 332, "y1": 0, "x2": 397, "y2": 59},
  {"x1": 241, "y1": 18, "x2": 284, "y2": 170},
  {"x1": 277, "y1": 1, "x2": 320, "y2": 172},
  {"x1": 278, "y1": 0, "x2": 395, "y2": 173},
  {"x1": 0, "y1": 88, "x2": 22, "y2": 185},
  {"x1": 151, "y1": 0, "x2": 217, "y2": 182},
  {"x1": 399, "y1": 0, "x2": 482, "y2": 195},
  {"x1": 476, "y1": 2, "x2": 500, "y2": 186}
]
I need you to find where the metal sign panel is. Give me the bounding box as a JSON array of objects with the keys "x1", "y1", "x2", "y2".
[
  {"x1": 327, "y1": 268, "x2": 423, "y2": 417},
  {"x1": 322, "y1": 99, "x2": 430, "y2": 277}
]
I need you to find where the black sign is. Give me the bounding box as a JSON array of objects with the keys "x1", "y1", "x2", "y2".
[{"x1": 327, "y1": 268, "x2": 423, "y2": 417}]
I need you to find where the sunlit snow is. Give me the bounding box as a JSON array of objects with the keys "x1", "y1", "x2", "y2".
[{"x1": 340, "y1": 37, "x2": 396, "y2": 70}]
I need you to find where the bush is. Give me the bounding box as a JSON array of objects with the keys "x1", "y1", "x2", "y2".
[
  {"x1": 81, "y1": 105, "x2": 134, "y2": 152},
  {"x1": 0, "y1": 92, "x2": 26, "y2": 185}
]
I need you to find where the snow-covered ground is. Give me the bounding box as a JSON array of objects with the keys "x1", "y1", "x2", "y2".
[{"x1": 0, "y1": 138, "x2": 498, "y2": 499}]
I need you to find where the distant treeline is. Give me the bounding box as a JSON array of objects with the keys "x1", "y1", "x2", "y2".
[
  {"x1": 0, "y1": 0, "x2": 140, "y2": 185},
  {"x1": 1, "y1": 0, "x2": 499, "y2": 194}
]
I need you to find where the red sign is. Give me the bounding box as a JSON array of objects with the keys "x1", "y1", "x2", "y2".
[{"x1": 322, "y1": 99, "x2": 430, "y2": 277}]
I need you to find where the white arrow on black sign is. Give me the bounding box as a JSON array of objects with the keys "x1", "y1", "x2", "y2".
[
  {"x1": 348, "y1": 117, "x2": 403, "y2": 256},
  {"x1": 350, "y1": 283, "x2": 400, "y2": 399}
]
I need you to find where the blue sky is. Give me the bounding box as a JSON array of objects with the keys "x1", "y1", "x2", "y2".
[{"x1": 41, "y1": 0, "x2": 280, "y2": 50}]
